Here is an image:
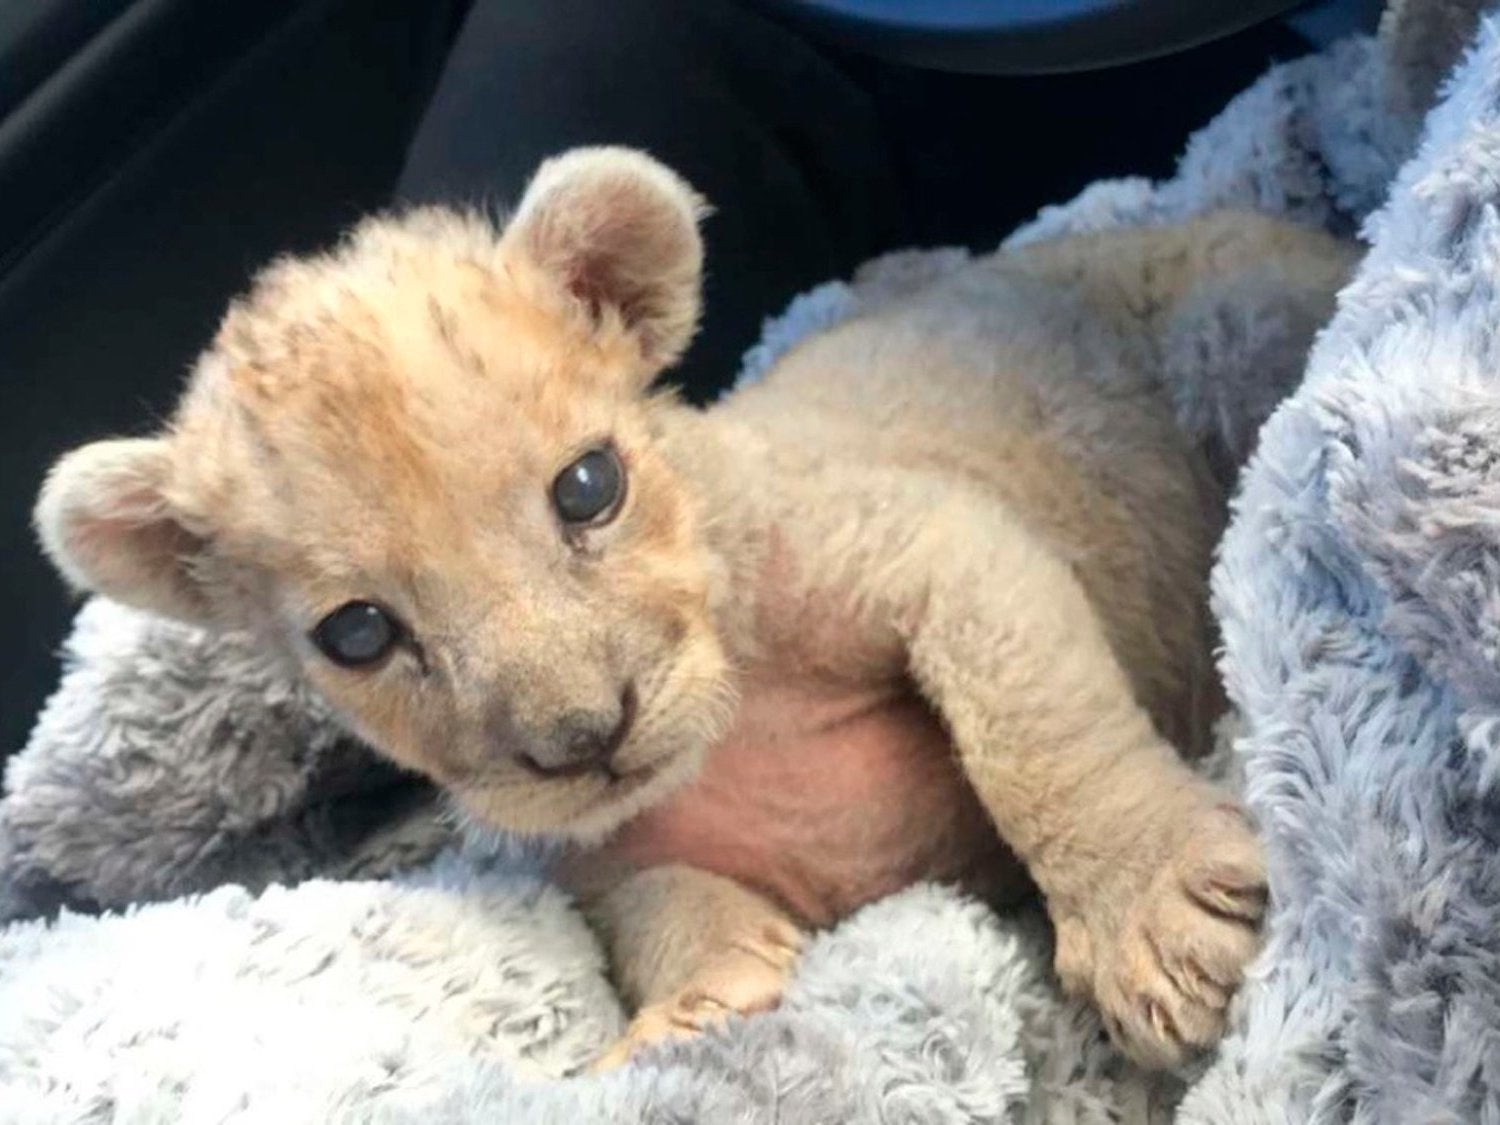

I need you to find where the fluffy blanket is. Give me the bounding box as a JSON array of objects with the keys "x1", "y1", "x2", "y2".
[{"x1": 3, "y1": 3, "x2": 1496, "y2": 1120}]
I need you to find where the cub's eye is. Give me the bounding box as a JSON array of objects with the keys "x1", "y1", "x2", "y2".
[
  {"x1": 552, "y1": 446, "x2": 625, "y2": 526},
  {"x1": 312, "y1": 601, "x2": 399, "y2": 667}
]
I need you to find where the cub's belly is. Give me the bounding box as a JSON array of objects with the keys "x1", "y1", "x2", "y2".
[{"x1": 603, "y1": 679, "x2": 1022, "y2": 927}]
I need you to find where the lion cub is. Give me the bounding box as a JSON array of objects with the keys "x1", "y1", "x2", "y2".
[{"x1": 35, "y1": 148, "x2": 1355, "y2": 1070}]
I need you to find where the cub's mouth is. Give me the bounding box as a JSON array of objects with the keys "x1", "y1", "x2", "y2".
[{"x1": 588, "y1": 759, "x2": 664, "y2": 802}]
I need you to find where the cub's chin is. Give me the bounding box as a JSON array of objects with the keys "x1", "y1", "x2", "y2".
[{"x1": 453, "y1": 721, "x2": 717, "y2": 845}]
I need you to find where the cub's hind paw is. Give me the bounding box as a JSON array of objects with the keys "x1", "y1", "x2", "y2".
[{"x1": 590, "y1": 920, "x2": 803, "y2": 1072}]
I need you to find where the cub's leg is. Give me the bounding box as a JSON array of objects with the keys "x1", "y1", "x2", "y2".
[
  {"x1": 891, "y1": 493, "x2": 1265, "y2": 1069},
  {"x1": 567, "y1": 863, "x2": 804, "y2": 1071}
]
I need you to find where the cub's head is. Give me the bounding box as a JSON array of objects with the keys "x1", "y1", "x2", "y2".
[{"x1": 35, "y1": 148, "x2": 734, "y2": 840}]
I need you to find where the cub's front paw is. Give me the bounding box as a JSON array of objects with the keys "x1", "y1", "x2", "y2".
[
  {"x1": 590, "y1": 920, "x2": 803, "y2": 1073},
  {"x1": 1053, "y1": 801, "x2": 1267, "y2": 1069}
]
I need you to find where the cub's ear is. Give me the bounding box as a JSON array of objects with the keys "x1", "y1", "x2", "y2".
[
  {"x1": 502, "y1": 146, "x2": 708, "y2": 374},
  {"x1": 34, "y1": 437, "x2": 210, "y2": 623}
]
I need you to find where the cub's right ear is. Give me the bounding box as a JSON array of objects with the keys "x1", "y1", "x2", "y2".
[{"x1": 34, "y1": 438, "x2": 210, "y2": 623}]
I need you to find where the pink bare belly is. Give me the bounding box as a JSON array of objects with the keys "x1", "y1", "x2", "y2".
[{"x1": 604, "y1": 678, "x2": 1019, "y2": 927}]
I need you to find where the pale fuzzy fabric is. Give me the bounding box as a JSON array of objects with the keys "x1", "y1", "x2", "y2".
[
  {"x1": 0, "y1": 863, "x2": 621, "y2": 1124},
  {"x1": 0, "y1": 865, "x2": 1187, "y2": 1124},
  {"x1": 3, "y1": 4, "x2": 1496, "y2": 1121},
  {"x1": 1198, "y1": 12, "x2": 1500, "y2": 1122}
]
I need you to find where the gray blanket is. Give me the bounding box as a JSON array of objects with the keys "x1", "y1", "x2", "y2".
[{"x1": 3, "y1": 4, "x2": 1494, "y2": 1121}]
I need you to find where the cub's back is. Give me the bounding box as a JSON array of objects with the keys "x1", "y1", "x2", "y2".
[{"x1": 717, "y1": 245, "x2": 1224, "y2": 752}]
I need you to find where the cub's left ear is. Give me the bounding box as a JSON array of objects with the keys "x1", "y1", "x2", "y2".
[{"x1": 502, "y1": 146, "x2": 709, "y2": 374}]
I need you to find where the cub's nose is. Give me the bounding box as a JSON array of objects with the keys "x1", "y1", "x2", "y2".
[{"x1": 518, "y1": 687, "x2": 637, "y2": 779}]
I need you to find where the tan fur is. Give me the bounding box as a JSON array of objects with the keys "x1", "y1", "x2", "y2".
[{"x1": 34, "y1": 147, "x2": 1358, "y2": 1070}]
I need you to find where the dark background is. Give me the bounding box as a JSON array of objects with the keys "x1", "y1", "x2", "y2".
[{"x1": 0, "y1": 0, "x2": 1356, "y2": 758}]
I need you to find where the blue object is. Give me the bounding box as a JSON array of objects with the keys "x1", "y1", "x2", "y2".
[{"x1": 748, "y1": 0, "x2": 1308, "y2": 73}]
